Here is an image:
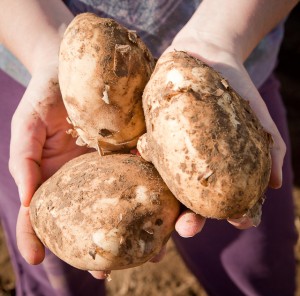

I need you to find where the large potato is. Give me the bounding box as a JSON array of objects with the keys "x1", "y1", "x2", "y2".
[
  {"x1": 30, "y1": 153, "x2": 180, "y2": 271},
  {"x1": 138, "y1": 51, "x2": 272, "y2": 220},
  {"x1": 59, "y1": 13, "x2": 155, "y2": 152}
]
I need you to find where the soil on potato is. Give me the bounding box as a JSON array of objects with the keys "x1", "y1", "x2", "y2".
[{"x1": 1, "y1": 5, "x2": 300, "y2": 296}]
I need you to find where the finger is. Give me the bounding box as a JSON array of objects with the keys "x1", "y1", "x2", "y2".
[
  {"x1": 130, "y1": 148, "x2": 141, "y2": 156},
  {"x1": 16, "y1": 205, "x2": 45, "y2": 264},
  {"x1": 88, "y1": 270, "x2": 111, "y2": 280},
  {"x1": 175, "y1": 210, "x2": 206, "y2": 238},
  {"x1": 268, "y1": 132, "x2": 285, "y2": 189},
  {"x1": 9, "y1": 102, "x2": 45, "y2": 206},
  {"x1": 149, "y1": 245, "x2": 167, "y2": 263},
  {"x1": 227, "y1": 216, "x2": 255, "y2": 230},
  {"x1": 228, "y1": 200, "x2": 262, "y2": 229},
  {"x1": 9, "y1": 156, "x2": 42, "y2": 206}
]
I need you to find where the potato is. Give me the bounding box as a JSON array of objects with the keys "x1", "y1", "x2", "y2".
[
  {"x1": 29, "y1": 153, "x2": 180, "y2": 271},
  {"x1": 138, "y1": 51, "x2": 272, "y2": 220},
  {"x1": 59, "y1": 13, "x2": 155, "y2": 152}
]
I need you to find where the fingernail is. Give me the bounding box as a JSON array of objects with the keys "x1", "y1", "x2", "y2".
[
  {"x1": 176, "y1": 213, "x2": 204, "y2": 238},
  {"x1": 278, "y1": 169, "x2": 283, "y2": 187},
  {"x1": 229, "y1": 216, "x2": 248, "y2": 225},
  {"x1": 270, "y1": 169, "x2": 283, "y2": 189},
  {"x1": 183, "y1": 212, "x2": 197, "y2": 221},
  {"x1": 18, "y1": 187, "x2": 24, "y2": 204}
]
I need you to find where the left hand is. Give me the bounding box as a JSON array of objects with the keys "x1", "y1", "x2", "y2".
[{"x1": 161, "y1": 37, "x2": 286, "y2": 235}]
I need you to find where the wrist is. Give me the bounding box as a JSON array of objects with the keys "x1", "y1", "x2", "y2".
[
  {"x1": 167, "y1": 34, "x2": 243, "y2": 70},
  {"x1": 29, "y1": 23, "x2": 69, "y2": 75},
  {"x1": 170, "y1": 14, "x2": 248, "y2": 62},
  {"x1": 0, "y1": 0, "x2": 73, "y2": 75}
]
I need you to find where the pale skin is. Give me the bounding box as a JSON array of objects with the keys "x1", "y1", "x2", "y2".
[{"x1": 0, "y1": 0, "x2": 298, "y2": 280}]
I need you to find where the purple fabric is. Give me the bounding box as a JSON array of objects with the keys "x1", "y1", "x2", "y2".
[
  {"x1": 0, "y1": 70, "x2": 106, "y2": 296},
  {"x1": 173, "y1": 74, "x2": 297, "y2": 296}
]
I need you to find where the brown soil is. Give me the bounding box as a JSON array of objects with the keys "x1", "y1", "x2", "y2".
[
  {"x1": 0, "y1": 229, "x2": 15, "y2": 296},
  {"x1": 1, "y1": 5, "x2": 300, "y2": 296}
]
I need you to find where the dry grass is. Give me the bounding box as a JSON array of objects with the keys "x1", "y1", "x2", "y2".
[
  {"x1": 0, "y1": 227, "x2": 15, "y2": 296},
  {"x1": 106, "y1": 240, "x2": 207, "y2": 296}
]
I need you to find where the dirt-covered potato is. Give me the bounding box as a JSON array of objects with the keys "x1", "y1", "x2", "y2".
[
  {"x1": 29, "y1": 153, "x2": 180, "y2": 271},
  {"x1": 59, "y1": 13, "x2": 155, "y2": 152},
  {"x1": 138, "y1": 51, "x2": 272, "y2": 220}
]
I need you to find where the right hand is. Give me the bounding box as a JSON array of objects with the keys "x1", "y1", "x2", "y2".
[
  {"x1": 9, "y1": 62, "x2": 89, "y2": 265},
  {"x1": 9, "y1": 61, "x2": 170, "y2": 280},
  {"x1": 9, "y1": 64, "x2": 171, "y2": 279}
]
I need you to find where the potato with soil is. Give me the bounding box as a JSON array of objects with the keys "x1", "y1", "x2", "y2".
[
  {"x1": 29, "y1": 153, "x2": 180, "y2": 271},
  {"x1": 138, "y1": 51, "x2": 272, "y2": 220},
  {"x1": 59, "y1": 13, "x2": 155, "y2": 152}
]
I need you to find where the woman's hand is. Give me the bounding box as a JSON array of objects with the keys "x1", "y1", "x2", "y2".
[
  {"x1": 161, "y1": 0, "x2": 299, "y2": 238},
  {"x1": 9, "y1": 63, "x2": 90, "y2": 264},
  {"x1": 163, "y1": 37, "x2": 286, "y2": 235}
]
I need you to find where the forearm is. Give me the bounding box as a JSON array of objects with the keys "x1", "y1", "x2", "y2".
[
  {"x1": 0, "y1": 0, "x2": 73, "y2": 74},
  {"x1": 172, "y1": 0, "x2": 299, "y2": 62}
]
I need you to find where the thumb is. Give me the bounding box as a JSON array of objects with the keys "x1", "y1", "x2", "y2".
[
  {"x1": 175, "y1": 210, "x2": 206, "y2": 238},
  {"x1": 268, "y1": 131, "x2": 285, "y2": 189},
  {"x1": 9, "y1": 156, "x2": 42, "y2": 207},
  {"x1": 9, "y1": 102, "x2": 45, "y2": 206},
  {"x1": 16, "y1": 205, "x2": 45, "y2": 264}
]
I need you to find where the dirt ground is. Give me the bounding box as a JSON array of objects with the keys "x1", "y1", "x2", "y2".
[{"x1": 0, "y1": 5, "x2": 299, "y2": 296}]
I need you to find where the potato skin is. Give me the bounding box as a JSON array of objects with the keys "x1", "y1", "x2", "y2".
[
  {"x1": 29, "y1": 153, "x2": 180, "y2": 271},
  {"x1": 138, "y1": 51, "x2": 272, "y2": 220},
  {"x1": 59, "y1": 13, "x2": 155, "y2": 152}
]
